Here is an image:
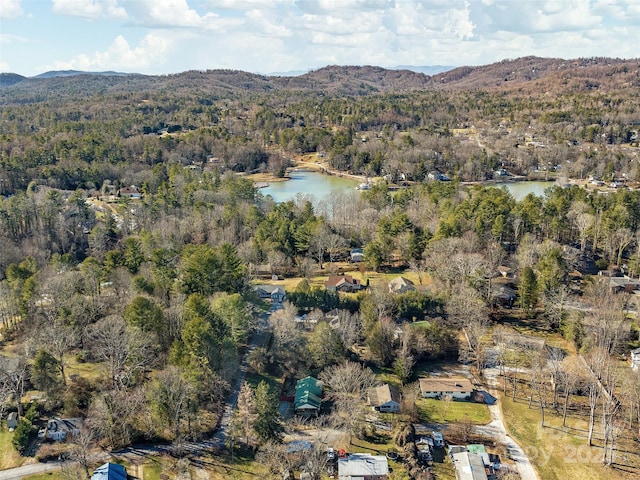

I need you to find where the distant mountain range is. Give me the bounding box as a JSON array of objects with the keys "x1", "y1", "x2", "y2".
[
  {"x1": 265, "y1": 65, "x2": 455, "y2": 76},
  {"x1": 33, "y1": 70, "x2": 136, "y2": 79},
  {"x1": 1, "y1": 57, "x2": 638, "y2": 99},
  {"x1": 393, "y1": 65, "x2": 455, "y2": 75},
  {"x1": 0, "y1": 70, "x2": 138, "y2": 88}
]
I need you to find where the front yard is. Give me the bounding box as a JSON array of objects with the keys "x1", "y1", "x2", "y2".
[
  {"x1": 417, "y1": 398, "x2": 491, "y2": 425},
  {"x1": 0, "y1": 421, "x2": 27, "y2": 469}
]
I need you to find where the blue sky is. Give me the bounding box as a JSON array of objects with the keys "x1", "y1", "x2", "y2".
[{"x1": 1, "y1": 0, "x2": 639, "y2": 76}]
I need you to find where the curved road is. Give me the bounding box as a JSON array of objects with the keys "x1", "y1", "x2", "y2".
[{"x1": 479, "y1": 365, "x2": 540, "y2": 480}]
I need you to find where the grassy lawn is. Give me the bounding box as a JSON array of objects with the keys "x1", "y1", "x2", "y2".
[
  {"x1": 416, "y1": 398, "x2": 490, "y2": 425},
  {"x1": 430, "y1": 455, "x2": 457, "y2": 480},
  {"x1": 64, "y1": 355, "x2": 106, "y2": 382},
  {"x1": 244, "y1": 370, "x2": 281, "y2": 393},
  {"x1": 22, "y1": 473, "x2": 65, "y2": 480},
  {"x1": 500, "y1": 394, "x2": 640, "y2": 480},
  {"x1": 0, "y1": 422, "x2": 25, "y2": 470}
]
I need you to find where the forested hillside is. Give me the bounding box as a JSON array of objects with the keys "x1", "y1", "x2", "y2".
[{"x1": 1, "y1": 57, "x2": 640, "y2": 479}]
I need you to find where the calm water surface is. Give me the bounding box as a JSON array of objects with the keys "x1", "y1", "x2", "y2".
[
  {"x1": 260, "y1": 169, "x2": 359, "y2": 203},
  {"x1": 492, "y1": 181, "x2": 557, "y2": 201},
  {"x1": 261, "y1": 171, "x2": 556, "y2": 204}
]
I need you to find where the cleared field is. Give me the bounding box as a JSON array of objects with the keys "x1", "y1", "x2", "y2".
[
  {"x1": 501, "y1": 394, "x2": 640, "y2": 480},
  {"x1": 417, "y1": 398, "x2": 491, "y2": 425},
  {"x1": 0, "y1": 422, "x2": 25, "y2": 470}
]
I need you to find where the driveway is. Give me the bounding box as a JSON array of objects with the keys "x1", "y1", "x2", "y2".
[{"x1": 479, "y1": 365, "x2": 539, "y2": 480}]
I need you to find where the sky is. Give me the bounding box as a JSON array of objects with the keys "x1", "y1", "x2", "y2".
[{"x1": 1, "y1": 0, "x2": 640, "y2": 77}]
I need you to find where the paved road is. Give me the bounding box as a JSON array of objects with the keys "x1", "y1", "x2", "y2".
[{"x1": 0, "y1": 462, "x2": 66, "y2": 480}]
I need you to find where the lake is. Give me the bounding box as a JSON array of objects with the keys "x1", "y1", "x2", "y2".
[
  {"x1": 260, "y1": 169, "x2": 359, "y2": 203},
  {"x1": 492, "y1": 181, "x2": 556, "y2": 201},
  {"x1": 260, "y1": 170, "x2": 556, "y2": 204}
]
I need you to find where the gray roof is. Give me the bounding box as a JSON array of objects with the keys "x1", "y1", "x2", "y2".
[{"x1": 338, "y1": 453, "x2": 388, "y2": 478}]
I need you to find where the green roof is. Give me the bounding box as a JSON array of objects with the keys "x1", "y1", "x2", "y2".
[
  {"x1": 294, "y1": 376, "x2": 322, "y2": 410},
  {"x1": 466, "y1": 444, "x2": 486, "y2": 455}
]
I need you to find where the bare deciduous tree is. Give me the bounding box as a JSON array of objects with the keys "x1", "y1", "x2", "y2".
[
  {"x1": 84, "y1": 315, "x2": 157, "y2": 389},
  {"x1": 0, "y1": 354, "x2": 28, "y2": 415}
]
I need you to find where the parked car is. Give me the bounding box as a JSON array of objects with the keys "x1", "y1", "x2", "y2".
[{"x1": 431, "y1": 431, "x2": 444, "y2": 447}]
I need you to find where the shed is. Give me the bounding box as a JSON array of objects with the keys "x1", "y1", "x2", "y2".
[{"x1": 7, "y1": 412, "x2": 18, "y2": 429}]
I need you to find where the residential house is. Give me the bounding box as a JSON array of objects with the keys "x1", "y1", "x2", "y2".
[
  {"x1": 490, "y1": 284, "x2": 516, "y2": 308},
  {"x1": 350, "y1": 248, "x2": 365, "y2": 263},
  {"x1": 608, "y1": 276, "x2": 640, "y2": 294},
  {"x1": 388, "y1": 276, "x2": 415, "y2": 294},
  {"x1": 6, "y1": 412, "x2": 18, "y2": 430},
  {"x1": 45, "y1": 417, "x2": 83, "y2": 441},
  {"x1": 294, "y1": 376, "x2": 322, "y2": 416},
  {"x1": 91, "y1": 463, "x2": 127, "y2": 480},
  {"x1": 119, "y1": 185, "x2": 142, "y2": 199},
  {"x1": 631, "y1": 348, "x2": 640, "y2": 372},
  {"x1": 427, "y1": 171, "x2": 450, "y2": 181},
  {"x1": 451, "y1": 451, "x2": 489, "y2": 480},
  {"x1": 324, "y1": 275, "x2": 361, "y2": 293},
  {"x1": 450, "y1": 445, "x2": 498, "y2": 480},
  {"x1": 253, "y1": 284, "x2": 286, "y2": 306},
  {"x1": 497, "y1": 265, "x2": 513, "y2": 278},
  {"x1": 338, "y1": 453, "x2": 389, "y2": 480},
  {"x1": 368, "y1": 384, "x2": 401, "y2": 413},
  {"x1": 419, "y1": 377, "x2": 474, "y2": 400}
]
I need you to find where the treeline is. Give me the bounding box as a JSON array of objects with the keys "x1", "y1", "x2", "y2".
[{"x1": 2, "y1": 68, "x2": 640, "y2": 195}]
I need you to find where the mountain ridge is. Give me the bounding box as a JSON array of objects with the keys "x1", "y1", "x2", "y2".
[{"x1": 2, "y1": 57, "x2": 639, "y2": 101}]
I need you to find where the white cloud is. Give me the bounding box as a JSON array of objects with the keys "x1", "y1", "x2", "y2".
[
  {"x1": 0, "y1": 61, "x2": 9, "y2": 71},
  {"x1": 49, "y1": 33, "x2": 172, "y2": 71},
  {"x1": 0, "y1": 0, "x2": 23, "y2": 19},
  {"x1": 296, "y1": 0, "x2": 394, "y2": 14},
  {"x1": 207, "y1": 0, "x2": 292, "y2": 9},
  {"x1": 52, "y1": 0, "x2": 127, "y2": 20},
  {"x1": 1, "y1": 33, "x2": 27, "y2": 43},
  {"x1": 124, "y1": 0, "x2": 206, "y2": 27}
]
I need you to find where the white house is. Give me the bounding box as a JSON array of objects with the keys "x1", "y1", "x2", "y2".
[
  {"x1": 631, "y1": 348, "x2": 640, "y2": 372},
  {"x1": 338, "y1": 453, "x2": 389, "y2": 480},
  {"x1": 368, "y1": 384, "x2": 401, "y2": 413},
  {"x1": 419, "y1": 377, "x2": 474, "y2": 400}
]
